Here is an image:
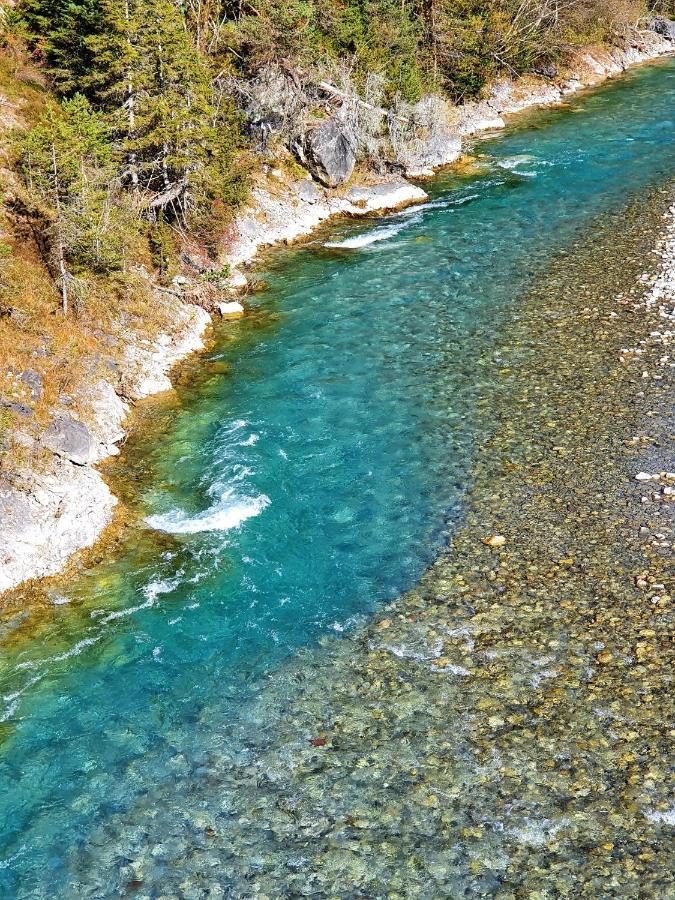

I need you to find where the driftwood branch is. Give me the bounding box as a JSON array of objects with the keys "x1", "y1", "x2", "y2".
[
  {"x1": 148, "y1": 179, "x2": 187, "y2": 209},
  {"x1": 316, "y1": 81, "x2": 411, "y2": 124}
]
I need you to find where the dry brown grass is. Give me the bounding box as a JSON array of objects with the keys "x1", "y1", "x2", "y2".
[{"x1": 0, "y1": 48, "x2": 190, "y2": 477}]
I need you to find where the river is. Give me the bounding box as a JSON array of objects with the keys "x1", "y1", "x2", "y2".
[{"x1": 0, "y1": 58, "x2": 674, "y2": 897}]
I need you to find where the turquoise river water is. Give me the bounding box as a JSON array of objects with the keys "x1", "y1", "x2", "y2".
[{"x1": 1, "y1": 58, "x2": 674, "y2": 896}]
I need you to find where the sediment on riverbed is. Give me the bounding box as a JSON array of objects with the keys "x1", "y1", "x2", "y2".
[
  {"x1": 1, "y1": 30, "x2": 673, "y2": 598},
  {"x1": 73, "y1": 187, "x2": 675, "y2": 896}
]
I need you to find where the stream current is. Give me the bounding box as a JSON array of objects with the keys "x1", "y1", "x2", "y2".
[{"x1": 1, "y1": 59, "x2": 675, "y2": 897}]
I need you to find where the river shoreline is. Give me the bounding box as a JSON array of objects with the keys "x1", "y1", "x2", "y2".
[
  {"x1": 1, "y1": 58, "x2": 674, "y2": 895},
  {"x1": 73, "y1": 185, "x2": 675, "y2": 897},
  {"x1": 0, "y1": 31, "x2": 673, "y2": 599}
]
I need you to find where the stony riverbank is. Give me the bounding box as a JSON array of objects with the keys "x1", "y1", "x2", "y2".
[
  {"x1": 71, "y1": 185, "x2": 675, "y2": 899},
  {"x1": 221, "y1": 31, "x2": 675, "y2": 288},
  {"x1": 1, "y1": 28, "x2": 673, "y2": 598}
]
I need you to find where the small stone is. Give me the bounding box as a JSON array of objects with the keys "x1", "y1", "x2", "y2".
[
  {"x1": 19, "y1": 368, "x2": 43, "y2": 400},
  {"x1": 217, "y1": 301, "x2": 245, "y2": 318},
  {"x1": 483, "y1": 535, "x2": 507, "y2": 548}
]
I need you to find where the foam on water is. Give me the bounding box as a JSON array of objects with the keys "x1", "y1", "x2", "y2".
[
  {"x1": 497, "y1": 154, "x2": 537, "y2": 170},
  {"x1": 146, "y1": 489, "x2": 270, "y2": 534},
  {"x1": 324, "y1": 214, "x2": 422, "y2": 249},
  {"x1": 645, "y1": 807, "x2": 675, "y2": 826},
  {"x1": 323, "y1": 194, "x2": 484, "y2": 251},
  {"x1": 14, "y1": 636, "x2": 103, "y2": 673}
]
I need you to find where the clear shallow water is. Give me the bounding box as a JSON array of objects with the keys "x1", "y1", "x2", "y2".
[{"x1": 1, "y1": 59, "x2": 675, "y2": 895}]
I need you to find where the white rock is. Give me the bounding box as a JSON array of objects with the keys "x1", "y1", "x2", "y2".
[
  {"x1": 0, "y1": 465, "x2": 117, "y2": 593},
  {"x1": 217, "y1": 301, "x2": 245, "y2": 318},
  {"x1": 226, "y1": 269, "x2": 248, "y2": 290}
]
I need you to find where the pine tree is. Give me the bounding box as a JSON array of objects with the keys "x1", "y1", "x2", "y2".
[
  {"x1": 85, "y1": 0, "x2": 242, "y2": 228},
  {"x1": 17, "y1": 95, "x2": 123, "y2": 313}
]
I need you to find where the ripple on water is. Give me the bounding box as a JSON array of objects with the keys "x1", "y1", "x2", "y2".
[{"x1": 0, "y1": 58, "x2": 675, "y2": 898}]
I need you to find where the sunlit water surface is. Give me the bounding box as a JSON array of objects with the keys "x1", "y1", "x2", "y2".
[{"x1": 1, "y1": 58, "x2": 675, "y2": 895}]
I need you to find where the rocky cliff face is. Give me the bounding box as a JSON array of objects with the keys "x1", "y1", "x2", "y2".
[
  {"x1": 1, "y1": 25, "x2": 673, "y2": 598},
  {"x1": 0, "y1": 298, "x2": 211, "y2": 594}
]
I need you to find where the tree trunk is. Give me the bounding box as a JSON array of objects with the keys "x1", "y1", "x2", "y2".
[
  {"x1": 125, "y1": 0, "x2": 139, "y2": 191},
  {"x1": 51, "y1": 143, "x2": 69, "y2": 316}
]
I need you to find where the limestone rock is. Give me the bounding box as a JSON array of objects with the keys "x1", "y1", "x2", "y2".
[
  {"x1": 0, "y1": 465, "x2": 116, "y2": 593},
  {"x1": 122, "y1": 302, "x2": 211, "y2": 400},
  {"x1": 294, "y1": 179, "x2": 322, "y2": 204},
  {"x1": 41, "y1": 415, "x2": 95, "y2": 465},
  {"x1": 344, "y1": 180, "x2": 428, "y2": 214},
  {"x1": 301, "y1": 118, "x2": 356, "y2": 188},
  {"x1": 84, "y1": 380, "x2": 129, "y2": 460},
  {"x1": 217, "y1": 301, "x2": 245, "y2": 318},
  {"x1": 225, "y1": 176, "x2": 427, "y2": 269}
]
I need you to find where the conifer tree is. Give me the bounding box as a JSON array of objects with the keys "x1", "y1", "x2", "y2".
[
  {"x1": 19, "y1": 0, "x2": 104, "y2": 94},
  {"x1": 86, "y1": 0, "x2": 242, "y2": 228},
  {"x1": 17, "y1": 95, "x2": 123, "y2": 313}
]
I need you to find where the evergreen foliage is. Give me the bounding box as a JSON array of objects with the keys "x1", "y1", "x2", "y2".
[
  {"x1": 7, "y1": 0, "x2": 671, "y2": 312},
  {"x1": 16, "y1": 95, "x2": 129, "y2": 313},
  {"x1": 20, "y1": 0, "x2": 104, "y2": 94},
  {"x1": 84, "y1": 0, "x2": 244, "y2": 228}
]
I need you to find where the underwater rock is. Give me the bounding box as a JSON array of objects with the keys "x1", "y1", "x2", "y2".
[{"x1": 483, "y1": 534, "x2": 507, "y2": 548}]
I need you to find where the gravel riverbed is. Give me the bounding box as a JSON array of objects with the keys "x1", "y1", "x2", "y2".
[{"x1": 66, "y1": 188, "x2": 675, "y2": 898}]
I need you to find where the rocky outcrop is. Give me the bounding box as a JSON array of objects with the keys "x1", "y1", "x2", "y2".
[
  {"x1": 463, "y1": 32, "x2": 674, "y2": 130},
  {"x1": 299, "y1": 117, "x2": 357, "y2": 188},
  {"x1": 0, "y1": 463, "x2": 116, "y2": 594},
  {"x1": 0, "y1": 292, "x2": 212, "y2": 596},
  {"x1": 242, "y1": 28, "x2": 674, "y2": 194},
  {"x1": 224, "y1": 175, "x2": 428, "y2": 279},
  {"x1": 390, "y1": 95, "x2": 463, "y2": 177},
  {"x1": 651, "y1": 16, "x2": 675, "y2": 41},
  {"x1": 121, "y1": 303, "x2": 211, "y2": 401}
]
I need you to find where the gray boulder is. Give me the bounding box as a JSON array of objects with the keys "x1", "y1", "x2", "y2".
[
  {"x1": 651, "y1": 16, "x2": 675, "y2": 40},
  {"x1": 294, "y1": 178, "x2": 322, "y2": 204},
  {"x1": 41, "y1": 415, "x2": 95, "y2": 465},
  {"x1": 20, "y1": 368, "x2": 43, "y2": 400},
  {"x1": 300, "y1": 118, "x2": 356, "y2": 188}
]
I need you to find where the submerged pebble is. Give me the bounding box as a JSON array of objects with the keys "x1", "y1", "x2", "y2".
[{"x1": 61, "y1": 183, "x2": 675, "y2": 900}]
